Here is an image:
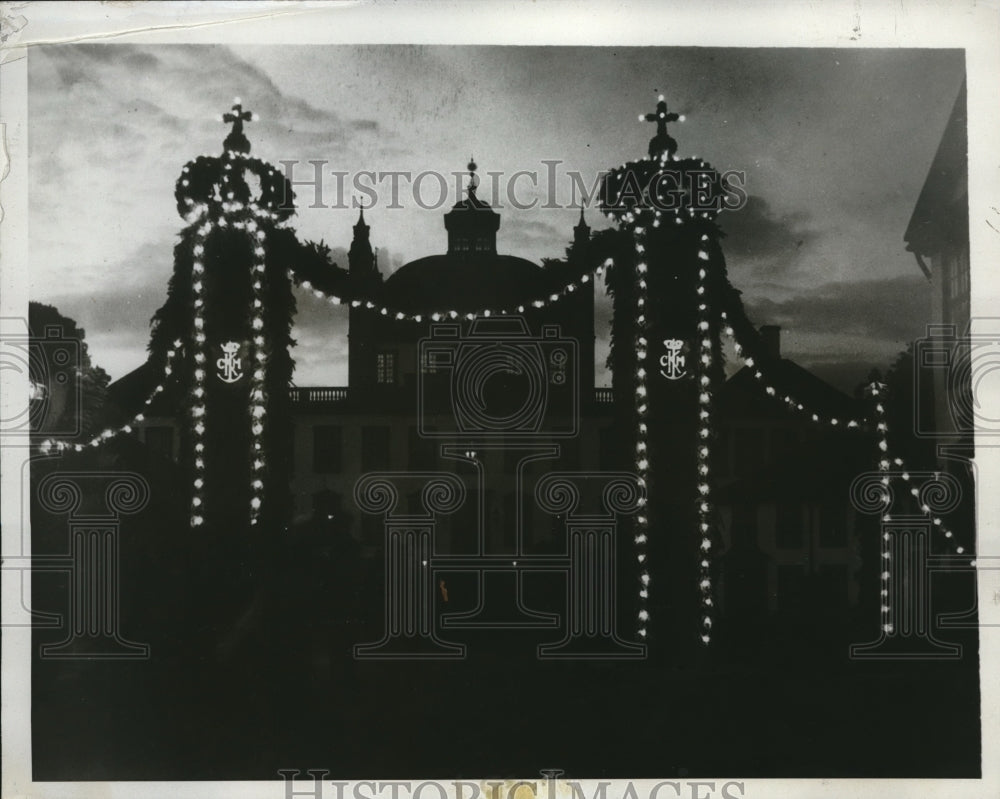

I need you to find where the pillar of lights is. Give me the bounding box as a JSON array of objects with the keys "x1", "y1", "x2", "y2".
[
  {"x1": 599, "y1": 93, "x2": 730, "y2": 648},
  {"x1": 160, "y1": 99, "x2": 298, "y2": 531}
]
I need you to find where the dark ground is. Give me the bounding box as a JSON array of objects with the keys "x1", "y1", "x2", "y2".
[
  {"x1": 32, "y1": 610, "x2": 981, "y2": 780},
  {"x1": 29, "y1": 450, "x2": 981, "y2": 780}
]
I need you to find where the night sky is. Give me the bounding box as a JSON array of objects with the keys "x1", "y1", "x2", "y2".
[{"x1": 28, "y1": 44, "x2": 965, "y2": 391}]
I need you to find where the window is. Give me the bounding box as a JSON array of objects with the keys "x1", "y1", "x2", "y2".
[
  {"x1": 313, "y1": 425, "x2": 342, "y2": 474},
  {"x1": 362, "y1": 425, "x2": 391, "y2": 470},
  {"x1": 376, "y1": 352, "x2": 396, "y2": 384},
  {"x1": 775, "y1": 503, "x2": 804, "y2": 549},
  {"x1": 144, "y1": 425, "x2": 174, "y2": 459}
]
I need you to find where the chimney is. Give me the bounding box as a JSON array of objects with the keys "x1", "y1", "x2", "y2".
[{"x1": 760, "y1": 325, "x2": 781, "y2": 360}]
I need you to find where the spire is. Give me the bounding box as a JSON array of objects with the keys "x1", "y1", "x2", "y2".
[
  {"x1": 574, "y1": 205, "x2": 591, "y2": 248},
  {"x1": 467, "y1": 156, "x2": 479, "y2": 200},
  {"x1": 349, "y1": 200, "x2": 376, "y2": 278},
  {"x1": 445, "y1": 157, "x2": 499, "y2": 257},
  {"x1": 353, "y1": 203, "x2": 370, "y2": 238}
]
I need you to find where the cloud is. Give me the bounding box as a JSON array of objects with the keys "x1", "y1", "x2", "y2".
[
  {"x1": 743, "y1": 273, "x2": 930, "y2": 342},
  {"x1": 717, "y1": 194, "x2": 819, "y2": 278}
]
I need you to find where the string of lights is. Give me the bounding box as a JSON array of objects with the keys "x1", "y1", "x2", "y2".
[
  {"x1": 598, "y1": 95, "x2": 728, "y2": 646},
  {"x1": 868, "y1": 380, "x2": 896, "y2": 633},
  {"x1": 868, "y1": 382, "x2": 967, "y2": 557},
  {"x1": 720, "y1": 311, "x2": 867, "y2": 431},
  {"x1": 289, "y1": 259, "x2": 613, "y2": 322},
  {"x1": 695, "y1": 236, "x2": 715, "y2": 645},
  {"x1": 189, "y1": 220, "x2": 212, "y2": 527},
  {"x1": 247, "y1": 217, "x2": 269, "y2": 526},
  {"x1": 38, "y1": 345, "x2": 183, "y2": 456},
  {"x1": 631, "y1": 235, "x2": 651, "y2": 639}
]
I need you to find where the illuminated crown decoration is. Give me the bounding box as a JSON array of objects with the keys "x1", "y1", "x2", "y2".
[
  {"x1": 599, "y1": 94, "x2": 730, "y2": 228},
  {"x1": 175, "y1": 99, "x2": 296, "y2": 223},
  {"x1": 168, "y1": 99, "x2": 297, "y2": 529}
]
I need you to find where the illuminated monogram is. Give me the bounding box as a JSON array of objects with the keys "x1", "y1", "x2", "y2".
[
  {"x1": 216, "y1": 341, "x2": 244, "y2": 384},
  {"x1": 659, "y1": 338, "x2": 687, "y2": 380}
]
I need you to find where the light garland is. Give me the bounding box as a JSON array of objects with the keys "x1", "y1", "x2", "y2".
[
  {"x1": 869, "y1": 381, "x2": 894, "y2": 634},
  {"x1": 695, "y1": 235, "x2": 715, "y2": 645},
  {"x1": 248, "y1": 216, "x2": 268, "y2": 526},
  {"x1": 720, "y1": 312, "x2": 867, "y2": 431},
  {"x1": 290, "y1": 259, "x2": 613, "y2": 322},
  {"x1": 595, "y1": 94, "x2": 730, "y2": 646},
  {"x1": 869, "y1": 382, "x2": 967, "y2": 561},
  {"x1": 189, "y1": 220, "x2": 211, "y2": 528},
  {"x1": 176, "y1": 102, "x2": 294, "y2": 530},
  {"x1": 185, "y1": 198, "x2": 281, "y2": 529},
  {"x1": 632, "y1": 232, "x2": 651, "y2": 639},
  {"x1": 38, "y1": 344, "x2": 182, "y2": 455}
]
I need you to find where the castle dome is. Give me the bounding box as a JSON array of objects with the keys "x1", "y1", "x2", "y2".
[
  {"x1": 380, "y1": 158, "x2": 555, "y2": 312},
  {"x1": 381, "y1": 252, "x2": 553, "y2": 313}
]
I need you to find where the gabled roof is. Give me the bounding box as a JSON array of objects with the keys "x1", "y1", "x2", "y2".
[
  {"x1": 106, "y1": 359, "x2": 175, "y2": 421},
  {"x1": 904, "y1": 80, "x2": 968, "y2": 258},
  {"x1": 717, "y1": 357, "x2": 862, "y2": 423}
]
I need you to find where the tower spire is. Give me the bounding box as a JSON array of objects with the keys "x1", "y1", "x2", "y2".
[
  {"x1": 467, "y1": 156, "x2": 479, "y2": 199},
  {"x1": 355, "y1": 198, "x2": 369, "y2": 232},
  {"x1": 574, "y1": 205, "x2": 591, "y2": 248},
  {"x1": 350, "y1": 198, "x2": 376, "y2": 278}
]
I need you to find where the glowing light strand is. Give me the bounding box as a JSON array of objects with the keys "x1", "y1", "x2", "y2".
[
  {"x1": 189, "y1": 220, "x2": 212, "y2": 527},
  {"x1": 720, "y1": 313, "x2": 866, "y2": 431},
  {"x1": 247, "y1": 217, "x2": 268, "y2": 525},
  {"x1": 632, "y1": 234, "x2": 651, "y2": 639},
  {"x1": 869, "y1": 381, "x2": 895, "y2": 633},
  {"x1": 289, "y1": 259, "x2": 612, "y2": 322},
  {"x1": 869, "y1": 382, "x2": 967, "y2": 564},
  {"x1": 695, "y1": 237, "x2": 715, "y2": 644},
  {"x1": 38, "y1": 345, "x2": 182, "y2": 455}
]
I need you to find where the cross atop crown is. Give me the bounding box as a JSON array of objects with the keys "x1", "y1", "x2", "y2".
[
  {"x1": 640, "y1": 93, "x2": 681, "y2": 159},
  {"x1": 222, "y1": 97, "x2": 255, "y2": 154}
]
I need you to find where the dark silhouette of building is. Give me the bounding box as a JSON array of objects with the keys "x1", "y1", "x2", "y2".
[
  {"x1": 108, "y1": 160, "x2": 868, "y2": 617},
  {"x1": 714, "y1": 325, "x2": 868, "y2": 631}
]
